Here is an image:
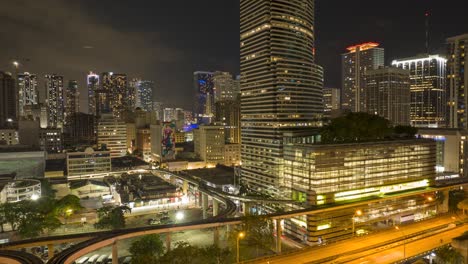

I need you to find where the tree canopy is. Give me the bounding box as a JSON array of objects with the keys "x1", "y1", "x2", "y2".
[
  {"x1": 94, "y1": 205, "x2": 131, "y2": 230},
  {"x1": 320, "y1": 112, "x2": 418, "y2": 143},
  {"x1": 129, "y1": 234, "x2": 165, "y2": 264}
]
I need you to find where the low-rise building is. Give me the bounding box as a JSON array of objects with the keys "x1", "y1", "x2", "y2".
[
  {"x1": 69, "y1": 179, "x2": 110, "y2": 199},
  {"x1": 0, "y1": 145, "x2": 45, "y2": 179},
  {"x1": 194, "y1": 125, "x2": 225, "y2": 165},
  {"x1": 0, "y1": 129, "x2": 18, "y2": 145},
  {"x1": 0, "y1": 179, "x2": 41, "y2": 203},
  {"x1": 67, "y1": 147, "x2": 111, "y2": 177}
]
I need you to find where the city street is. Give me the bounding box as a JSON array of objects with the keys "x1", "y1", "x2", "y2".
[{"x1": 247, "y1": 214, "x2": 466, "y2": 264}]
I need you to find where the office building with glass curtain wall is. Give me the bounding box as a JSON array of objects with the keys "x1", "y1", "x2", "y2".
[{"x1": 240, "y1": 0, "x2": 324, "y2": 193}]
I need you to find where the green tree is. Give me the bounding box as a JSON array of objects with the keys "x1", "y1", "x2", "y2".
[
  {"x1": 55, "y1": 195, "x2": 83, "y2": 219},
  {"x1": 449, "y1": 190, "x2": 466, "y2": 213},
  {"x1": 435, "y1": 245, "x2": 464, "y2": 264},
  {"x1": 160, "y1": 241, "x2": 201, "y2": 264},
  {"x1": 199, "y1": 245, "x2": 232, "y2": 264},
  {"x1": 2, "y1": 202, "x2": 21, "y2": 231},
  {"x1": 129, "y1": 234, "x2": 164, "y2": 264},
  {"x1": 94, "y1": 205, "x2": 131, "y2": 230},
  {"x1": 37, "y1": 178, "x2": 57, "y2": 199},
  {"x1": 393, "y1": 125, "x2": 418, "y2": 138},
  {"x1": 15, "y1": 199, "x2": 61, "y2": 238}
]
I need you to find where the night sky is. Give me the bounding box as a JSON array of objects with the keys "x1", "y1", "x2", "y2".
[{"x1": 0, "y1": 0, "x2": 467, "y2": 112}]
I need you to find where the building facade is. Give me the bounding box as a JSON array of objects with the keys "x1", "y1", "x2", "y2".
[
  {"x1": 240, "y1": 0, "x2": 324, "y2": 192},
  {"x1": 39, "y1": 128, "x2": 64, "y2": 154},
  {"x1": 17, "y1": 72, "x2": 38, "y2": 118},
  {"x1": 194, "y1": 125, "x2": 225, "y2": 165},
  {"x1": 87, "y1": 72, "x2": 99, "y2": 116},
  {"x1": 215, "y1": 96, "x2": 241, "y2": 144},
  {"x1": 65, "y1": 80, "x2": 80, "y2": 128},
  {"x1": 447, "y1": 34, "x2": 468, "y2": 129},
  {"x1": 71, "y1": 113, "x2": 96, "y2": 145},
  {"x1": 45, "y1": 74, "x2": 65, "y2": 129},
  {"x1": 342, "y1": 43, "x2": 384, "y2": 112},
  {"x1": 392, "y1": 54, "x2": 447, "y2": 128},
  {"x1": 0, "y1": 129, "x2": 18, "y2": 145},
  {"x1": 0, "y1": 72, "x2": 17, "y2": 128},
  {"x1": 97, "y1": 114, "x2": 127, "y2": 158},
  {"x1": 194, "y1": 71, "x2": 215, "y2": 119},
  {"x1": 135, "y1": 80, "x2": 154, "y2": 112},
  {"x1": 323, "y1": 87, "x2": 340, "y2": 118},
  {"x1": 365, "y1": 67, "x2": 411, "y2": 125},
  {"x1": 283, "y1": 139, "x2": 437, "y2": 243},
  {"x1": 67, "y1": 147, "x2": 111, "y2": 177}
]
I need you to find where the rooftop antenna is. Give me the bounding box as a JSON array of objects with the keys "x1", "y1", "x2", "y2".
[{"x1": 425, "y1": 11, "x2": 430, "y2": 54}]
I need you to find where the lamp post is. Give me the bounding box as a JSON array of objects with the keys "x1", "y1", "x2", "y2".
[
  {"x1": 352, "y1": 209, "x2": 362, "y2": 237},
  {"x1": 236, "y1": 231, "x2": 245, "y2": 263},
  {"x1": 395, "y1": 226, "x2": 406, "y2": 259}
]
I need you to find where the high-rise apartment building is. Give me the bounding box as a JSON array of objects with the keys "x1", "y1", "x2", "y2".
[
  {"x1": 45, "y1": 74, "x2": 64, "y2": 129},
  {"x1": 342, "y1": 43, "x2": 384, "y2": 112},
  {"x1": 240, "y1": 0, "x2": 324, "y2": 191},
  {"x1": 0, "y1": 72, "x2": 17, "y2": 128},
  {"x1": 87, "y1": 72, "x2": 99, "y2": 116},
  {"x1": 392, "y1": 54, "x2": 447, "y2": 128},
  {"x1": 365, "y1": 67, "x2": 411, "y2": 125},
  {"x1": 135, "y1": 80, "x2": 154, "y2": 112},
  {"x1": 17, "y1": 72, "x2": 38, "y2": 117},
  {"x1": 213, "y1": 71, "x2": 240, "y2": 101},
  {"x1": 194, "y1": 71, "x2": 215, "y2": 119},
  {"x1": 215, "y1": 95, "x2": 241, "y2": 144},
  {"x1": 99, "y1": 72, "x2": 129, "y2": 117},
  {"x1": 97, "y1": 113, "x2": 127, "y2": 158},
  {"x1": 65, "y1": 80, "x2": 80, "y2": 128},
  {"x1": 447, "y1": 33, "x2": 468, "y2": 129}
]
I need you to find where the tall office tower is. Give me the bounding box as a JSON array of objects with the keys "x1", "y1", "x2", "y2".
[
  {"x1": 365, "y1": 67, "x2": 411, "y2": 125},
  {"x1": 163, "y1": 108, "x2": 176, "y2": 122},
  {"x1": 392, "y1": 55, "x2": 447, "y2": 128},
  {"x1": 65, "y1": 80, "x2": 80, "y2": 128},
  {"x1": 240, "y1": 0, "x2": 324, "y2": 191},
  {"x1": 447, "y1": 34, "x2": 468, "y2": 129},
  {"x1": 194, "y1": 71, "x2": 215, "y2": 119},
  {"x1": 17, "y1": 72, "x2": 38, "y2": 117},
  {"x1": 87, "y1": 72, "x2": 99, "y2": 116},
  {"x1": 153, "y1": 101, "x2": 163, "y2": 121},
  {"x1": 0, "y1": 72, "x2": 17, "y2": 128},
  {"x1": 341, "y1": 42, "x2": 384, "y2": 112},
  {"x1": 323, "y1": 87, "x2": 340, "y2": 118},
  {"x1": 128, "y1": 78, "x2": 139, "y2": 111},
  {"x1": 213, "y1": 71, "x2": 238, "y2": 101},
  {"x1": 45, "y1": 74, "x2": 64, "y2": 129},
  {"x1": 100, "y1": 72, "x2": 129, "y2": 118},
  {"x1": 135, "y1": 80, "x2": 154, "y2": 112},
  {"x1": 215, "y1": 95, "x2": 241, "y2": 144},
  {"x1": 97, "y1": 113, "x2": 127, "y2": 158}
]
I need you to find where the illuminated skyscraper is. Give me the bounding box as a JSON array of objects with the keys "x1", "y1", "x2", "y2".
[
  {"x1": 17, "y1": 72, "x2": 38, "y2": 117},
  {"x1": 65, "y1": 80, "x2": 80, "y2": 127},
  {"x1": 323, "y1": 87, "x2": 340, "y2": 118},
  {"x1": 213, "y1": 71, "x2": 240, "y2": 102},
  {"x1": 135, "y1": 80, "x2": 154, "y2": 112},
  {"x1": 240, "y1": 0, "x2": 323, "y2": 191},
  {"x1": 447, "y1": 33, "x2": 468, "y2": 129},
  {"x1": 45, "y1": 74, "x2": 64, "y2": 129},
  {"x1": 194, "y1": 71, "x2": 214, "y2": 119},
  {"x1": 341, "y1": 42, "x2": 384, "y2": 112},
  {"x1": 392, "y1": 54, "x2": 447, "y2": 128},
  {"x1": 365, "y1": 67, "x2": 411, "y2": 125},
  {"x1": 87, "y1": 72, "x2": 99, "y2": 116},
  {"x1": 0, "y1": 72, "x2": 17, "y2": 128},
  {"x1": 100, "y1": 72, "x2": 128, "y2": 118}
]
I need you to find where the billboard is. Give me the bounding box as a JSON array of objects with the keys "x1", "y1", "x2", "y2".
[{"x1": 161, "y1": 122, "x2": 176, "y2": 161}]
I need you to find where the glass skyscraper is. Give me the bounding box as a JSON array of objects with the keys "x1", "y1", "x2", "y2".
[{"x1": 240, "y1": 0, "x2": 323, "y2": 193}]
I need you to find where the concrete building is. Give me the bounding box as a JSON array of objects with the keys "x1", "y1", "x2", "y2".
[
  {"x1": 0, "y1": 145, "x2": 45, "y2": 179},
  {"x1": 87, "y1": 72, "x2": 99, "y2": 116},
  {"x1": 447, "y1": 33, "x2": 468, "y2": 129},
  {"x1": 342, "y1": 42, "x2": 385, "y2": 112},
  {"x1": 39, "y1": 128, "x2": 64, "y2": 154},
  {"x1": 365, "y1": 67, "x2": 411, "y2": 125},
  {"x1": 67, "y1": 148, "x2": 111, "y2": 177},
  {"x1": 283, "y1": 138, "x2": 437, "y2": 243},
  {"x1": 65, "y1": 80, "x2": 80, "y2": 129},
  {"x1": 17, "y1": 72, "x2": 38, "y2": 118},
  {"x1": 137, "y1": 128, "x2": 151, "y2": 161},
  {"x1": 70, "y1": 179, "x2": 110, "y2": 199},
  {"x1": 0, "y1": 129, "x2": 18, "y2": 145},
  {"x1": 0, "y1": 179, "x2": 41, "y2": 203},
  {"x1": 45, "y1": 74, "x2": 65, "y2": 129},
  {"x1": 98, "y1": 72, "x2": 129, "y2": 117},
  {"x1": 194, "y1": 125, "x2": 225, "y2": 165},
  {"x1": 392, "y1": 54, "x2": 447, "y2": 128},
  {"x1": 323, "y1": 87, "x2": 341, "y2": 119},
  {"x1": 18, "y1": 119, "x2": 40, "y2": 148},
  {"x1": 135, "y1": 80, "x2": 154, "y2": 112},
  {"x1": 224, "y1": 143, "x2": 241, "y2": 166},
  {"x1": 240, "y1": 0, "x2": 323, "y2": 191},
  {"x1": 215, "y1": 96, "x2": 241, "y2": 144},
  {"x1": 213, "y1": 71, "x2": 240, "y2": 101},
  {"x1": 70, "y1": 112, "x2": 96, "y2": 145},
  {"x1": 0, "y1": 72, "x2": 17, "y2": 129},
  {"x1": 97, "y1": 114, "x2": 127, "y2": 158}
]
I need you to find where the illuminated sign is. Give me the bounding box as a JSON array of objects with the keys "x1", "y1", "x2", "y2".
[{"x1": 346, "y1": 42, "x2": 380, "y2": 53}]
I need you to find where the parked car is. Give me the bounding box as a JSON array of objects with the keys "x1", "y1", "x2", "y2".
[{"x1": 148, "y1": 218, "x2": 161, "y2": 225}]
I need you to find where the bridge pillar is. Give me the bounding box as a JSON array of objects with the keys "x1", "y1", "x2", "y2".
[
  {"x1": 47, "y1": 243, "x2": 54, "y2": 260},
  {"x1": 198, "y1": 192, "x2": 203, "y2": 207},
  {"x1": 213, "y1": 226, "x2": 220, "y2": 246},
  {"x1": 202, "y1": 193, "x2": 209, "y2": 219},
  {"x1": 275, "y1": 219, "x2": 282, "y2": 254},
  {"x1": 112, "y1": 240, "x2": 118, "y2": 264},
  {"x1": 166, "y1": 232, "x2": 172, "y2": 251},
  {"x1": 243, "y1": 202, "x2": 252, "y2": 215},
  {"x1": 182, "y1": 180, "x2": 189, "y2": 195},
  {"x1": 213, "y1": 199, "x2": 219, "y2": 216}
]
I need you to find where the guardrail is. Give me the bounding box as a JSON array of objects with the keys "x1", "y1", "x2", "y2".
[{"x1": 0, "y1": 250, "x2": 43, "y2": 264}]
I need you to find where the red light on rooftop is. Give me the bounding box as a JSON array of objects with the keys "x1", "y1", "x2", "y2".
[
  {"x1": 346, "y1": 42, "x2": 380, "y2": 53},
  {"x1": 425, "y1": 12, "x2": 430, "y2": 17}
]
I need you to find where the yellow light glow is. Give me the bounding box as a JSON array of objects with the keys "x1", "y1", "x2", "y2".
[{"x1": 317, "y1": 224, "x2": 331, "y2": 230}]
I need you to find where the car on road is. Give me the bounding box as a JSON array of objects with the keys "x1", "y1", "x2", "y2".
[{"x1": 147, "y1": 218, "x2": 161, "y2": 225}]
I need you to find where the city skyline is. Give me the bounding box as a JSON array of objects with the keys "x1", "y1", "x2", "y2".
[{"x1": 1, "y1": 0, "x2": 467, "y2": 111}]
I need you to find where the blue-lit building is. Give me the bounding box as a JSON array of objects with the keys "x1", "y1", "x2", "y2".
[{"x1": 193, "y1": 71, "x2": 214, "y2": 121}]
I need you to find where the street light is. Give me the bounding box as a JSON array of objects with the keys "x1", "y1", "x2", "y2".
[
  {"x1": 12, "y1": 61, "x2": 19, "y2": 68},
  {"x1": 236, "y1": 231, "x2": 245, "y2": 263},
  {"x1": 31, "y1": 194, "x2": 39, "y2": 201},
  {"x1": 352, "y1": 209, "x2": 363, "y2": 237},
  {"x1": 395, "y1": 226, "x2": 406, "y2": 259},
  {"x1": 175, "y1": 211, "x2": 184, "y2": 221}
]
